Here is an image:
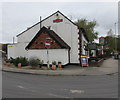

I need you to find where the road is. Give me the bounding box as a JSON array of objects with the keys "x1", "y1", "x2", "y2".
[{"x1": 2, "y1": 72, "x2": 118, "y2": 98}]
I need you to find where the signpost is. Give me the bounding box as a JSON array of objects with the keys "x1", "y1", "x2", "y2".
[
  {"x1": 99, "y1": 37, "x2": 105, "y2": 55},
  {"x1": 81, "y1": 56, "x2": 88, "y2": 67},
  {"x1": 99, "y1": 37, "x2": 104, "y2": 45},
  {"x1": 45, "y1": 38, "x2": 51, "y2": 69}
]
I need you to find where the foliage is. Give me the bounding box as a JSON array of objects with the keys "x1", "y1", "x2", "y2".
[
  {"x1": 5, "y1": 59, "x2": 10, "y2": 63},
  {"x1": 12, "y1": 57, "x2": 29, "y2": 66},
  {"x1": 40, "y1": 60, "x2": 44, "y2": 65},
  {"x1": 105, "y1": 36, "x2": 119, "y2": 53},
  {"x1": 58, "y1": 61, "x2": 62, "y2": 64},
  {"x1": 29, "y1": 57, "x2": 40, "y2": 66},
  {"x1": 75, "y1": 18, "x2": 98, "y2": 42},
  {"x1": 52, "y1": 61, "x2": 56, "y2": 65},
  {"x1": 39, "y1": 60, "x2": 44, "y2": 68},
  {"x1": 8, "y1": 57, "x2": 15, "y2": 63}
]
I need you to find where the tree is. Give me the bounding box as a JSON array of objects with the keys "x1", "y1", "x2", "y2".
[
  {"x1": 105, "y1": 36, "x2": 119, "y2": 53},
  {"x1": 75, "y1": 19, "x2": 98, "y2": 42}
]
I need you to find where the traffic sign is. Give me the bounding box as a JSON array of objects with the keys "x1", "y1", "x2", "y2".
[{"x1": 45, "y1": 40, "x2": 51, "y2": 48}]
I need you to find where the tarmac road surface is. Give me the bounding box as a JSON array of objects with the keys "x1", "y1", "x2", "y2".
[{"x1": 2, "y1": 72, "x2": 118, "y2": 98}]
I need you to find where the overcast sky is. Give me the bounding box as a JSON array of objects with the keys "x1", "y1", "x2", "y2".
[{"x1": 0, "y1": 1, "x2": 118, "y2": 43}]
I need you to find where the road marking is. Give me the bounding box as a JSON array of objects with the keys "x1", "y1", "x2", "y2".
[
  {"x1": 49, "y1": 93, "x2": 69, "y2": 98},
  {"x1": 17, "y1": 85, "x2": 24, "y2": 89},
  {"x1": 70, "y1": 89, "x2": 84, "y2": 94}
]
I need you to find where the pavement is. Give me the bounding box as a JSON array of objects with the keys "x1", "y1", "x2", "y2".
[{"x1": 1, "y1": 58, "x2": 118, "y2": 76}]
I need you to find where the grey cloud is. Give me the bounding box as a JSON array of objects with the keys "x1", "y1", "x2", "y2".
[{"x1": 1, "y1": 2, "x2": 118, "y2": 43}]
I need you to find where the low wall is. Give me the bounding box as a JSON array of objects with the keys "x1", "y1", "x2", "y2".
[{"x1": 89, "y1": 58, "x2": 104, "y2": 67}]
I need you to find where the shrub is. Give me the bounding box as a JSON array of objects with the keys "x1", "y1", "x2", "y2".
[
  {"x1": 29, "y1": 57, "x2": 40, "y2": 66},
  {"x1": 20, "y1": 57, "x2": 29, "y2": 66},
  {"x1": 52, "y1": 61, "x2": 56, "y2": 65},
  {"x1": 9, "y1": 57, "x2": 15, "y2": 63},
  {"x1": 13, "y1": 57, "x2": 20, "y2": 66},
  {"x1": 40, "y1": 60, "x2": 44, "y2": 65},
  {"x1": 5, "y1": 59, "x2": 10, "y2": 63},
  {"x1": 58, "y1": 61, "x2": 62, "y2": 64},
  {"x1": 13, "y1": 57, "x2": 29, "y2": 66}
]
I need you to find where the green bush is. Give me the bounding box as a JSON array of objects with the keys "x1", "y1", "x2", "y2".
[
  {"x1": 40, "y1": 60, "x2": 44, "y2": 65},
  {"x1": 29, "y1": 57, "x2": 40, "y2": 66},
  {"x1": 9, "y1": 57, "x2": 15, "y2": 63},
  {"x1": 52, "y1": 61, "x2": 56, "y2": 65},
  {"x1": 5, "y1": 59, "x2": 10, "y2": 63},
  {"x1": 13, "y1": 57, "x2": 29, "y2": 66},
  {"x1": 58, "y1": 61, "x2": 62, "y2": 64}
]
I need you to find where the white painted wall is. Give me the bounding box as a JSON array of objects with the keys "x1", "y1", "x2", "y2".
[
  {"x1": 7, "y1": 45, "x2": 16, "y2": 58},
  {"x1": 7, "y1": 43, "x2": 28, "y2": 59},
  {"x1": 17, "y1": 12, "x2": 78, "y2": 47},
  {"x1": 28, "y1": 49, "x2": 69, "y2": 65},
  {"x1": 8, "y1": 45, "x2": 69, "y2": 65},
  {"x1": 14, "y1": 43, "x2": 28, "y2": 57}
]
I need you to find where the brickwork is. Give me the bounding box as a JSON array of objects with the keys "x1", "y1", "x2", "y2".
[{"x1": 29, "y1": 32, "x2": 61, "y2": 49}]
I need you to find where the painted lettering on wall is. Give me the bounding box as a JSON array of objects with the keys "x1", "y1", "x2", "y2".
[{"x1": 53, "y1": 13, "x2": 63, "y2": 23}]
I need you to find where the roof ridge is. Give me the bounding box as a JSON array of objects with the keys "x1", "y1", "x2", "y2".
[{"x1": 16, "y1": 11, "x2": 77, "y2": 37}]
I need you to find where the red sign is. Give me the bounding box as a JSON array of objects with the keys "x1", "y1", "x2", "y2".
[
  {"x1": 45, "y1": 40, "x2": 51, "y2": 48},
  {"x1": 99, "y1": 37, "x2": 104, "y2": 45},
  {"x1": 53, "y1": 19, "x2": 63, "y2": 23},
  {"x1": 53, "y1": 13, "x2": 63, "y2": 23}
]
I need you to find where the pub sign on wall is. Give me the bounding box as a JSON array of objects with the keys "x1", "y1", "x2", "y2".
[{"x1": 53, "y1": 13, "x2": 63, "y2": 23}]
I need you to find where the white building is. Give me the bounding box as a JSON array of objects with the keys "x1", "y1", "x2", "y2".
[{"x1": 8, "y1": 11, "x2": 89, "y2": 65}]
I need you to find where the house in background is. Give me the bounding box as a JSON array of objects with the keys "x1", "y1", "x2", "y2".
[{"x1": 8, "y1": 11, "x2": 89, "y2": 65}]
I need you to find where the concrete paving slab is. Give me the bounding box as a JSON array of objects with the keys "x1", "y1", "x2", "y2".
[{"x1": 1, "y1": 58, "x2": 118, "y2": 76}]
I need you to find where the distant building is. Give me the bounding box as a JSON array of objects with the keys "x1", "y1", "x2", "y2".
[{"x1": 8, "y1": 11, "x2": 89, "y2": 65}]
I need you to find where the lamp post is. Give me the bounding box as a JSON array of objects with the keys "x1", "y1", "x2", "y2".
[{"x1": 114, "y1": 22, "x2": 117, "y2": 52}]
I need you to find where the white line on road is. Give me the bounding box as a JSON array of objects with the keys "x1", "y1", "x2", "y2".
[
  {"x1": 17, "y1": 85, "x2": 24, "y2": 89},
  {"x1": 70, "y1": 89, "x2": 84, "y2": 94},
  {"x1": 64, "y1": 88, "x2": 85, "y2": 94},
  {"x1": 48, "y1": 93, "x2": 69, "y2": 98}
]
